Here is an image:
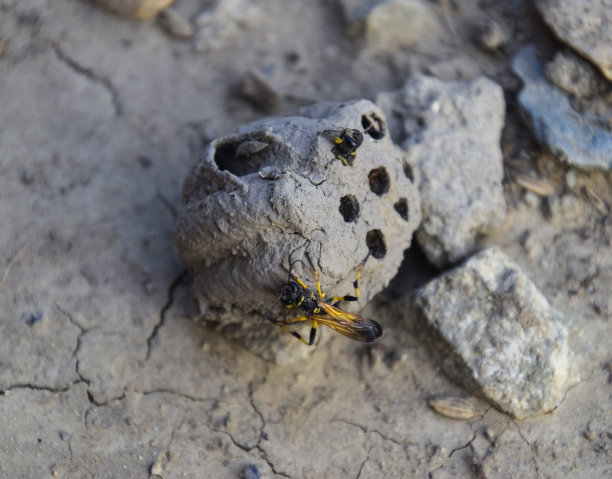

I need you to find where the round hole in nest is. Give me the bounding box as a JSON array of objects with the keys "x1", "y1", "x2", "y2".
[
  {"x1": 339, "y1": 195, "x2": 360, "y2": 222},
  {"x1": 361, "y1": 112, "x2": 385, "y2": 140},
  {"x1": 394, "y1": 198, "x2": 409, "y2": 221},
  {"x1": 368, "y1": 167, "x2": 390, "y2": 196},
  {"x1": 402, "y1": 162, "x2": 414, "y2": 182},
  {"x1": 214, "y1": 137, "x2": 273, "y2": 176},
  {"x1": 366, "y1": 229, "x2": 387, "y2": 259}
]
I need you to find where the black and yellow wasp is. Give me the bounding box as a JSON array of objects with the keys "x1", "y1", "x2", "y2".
[
  {"x1": 319, "y1": 128, "x2": 365, "y2": 166},
  {"x1": 269, "y1": 253, "x2": 382, "y2": 345}
]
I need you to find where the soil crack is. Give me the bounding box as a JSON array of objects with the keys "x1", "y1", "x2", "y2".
[
  {"x1": 449, "y1": 433, "x2": 477, "y2": 457},
  {"x1": 51, "y1": 42, "x2": 123, "y2": 116},
  {"x1": 55, "y1": 302, "x2": 96, "y2": 392},
  {"x1": 139, "y1": 388, "x2": 213, "y2": 403},
  {"x1": 355, "y1": 446, "x2": 373, "y2": 479},
  {"x1": 513, "y1": 420, "x2": 541, "y2": 477},
  {"x1": 247, "y1": 380, "x2": 267, "y2": 449},
  {"x1": 331, "y1": 418, "x2": 416, "y2": 448},
  {"x1": 145, "y1": 270, "x2": 188, "y2": 360},
  {"x1": 0, "y1": 382, "x2": 77, "y2": 394},
  {"x1": 248, "y1": 381, "x2": 292, "y2": 478}
]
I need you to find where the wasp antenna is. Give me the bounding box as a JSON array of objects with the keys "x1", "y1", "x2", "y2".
[
  {"x1": 304, "y1": 251, "x2": 314, "y2": 270},
  {"x1": 288, "y1": 239, "x2": 311, "y2": 264},
  {"x1": 286, "y1": 238, "x2": 311, "y2": 278},
  {"x1": 304, "y1": 241, "x2": 324, "y2": 270},
  {"x1": 288, "y1": 258, "x2": 307, "y2": 280},
  {"x1": 361, "y1": 251, "x2": 371, "y2": 266},
  {"x1": 257, "y1": 316, "x2": 267, "y2": 333}
]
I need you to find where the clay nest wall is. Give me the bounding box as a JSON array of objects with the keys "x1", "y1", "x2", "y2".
[{"x1": 174, "y1": 100, "x2": 421, "y2": 362}]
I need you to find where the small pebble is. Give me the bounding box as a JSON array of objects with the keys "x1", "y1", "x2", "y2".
[
  {"x1": 137, "y1": 156, "x2": 153, "y2": 168},
  {"x1": 240, "y1": 464, "x2": 262, "y2": 479},
  {"x1": 523, "y1": 191, "x2": 541, "y2": 209},
  {"x1": 25, "y1": 311, "x2": 43, "y2": 326},
  {"x1": 478, "y1": 20, "x2": 508, "y2": 51},
  {"x1": 158, "y1": 8, "x2": 193, "y2": 39},
  {"x1": 583, "y1": 421, "x2": 596, "y2": 441},
  {"x1": 240, "y1": 68, "x2": 281, "y2": 111},
  {"x1": 258, "y1": 166, "x2": 283, "y2": 180}
]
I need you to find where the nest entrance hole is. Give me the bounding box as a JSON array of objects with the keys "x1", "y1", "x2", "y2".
[{"x1": 214, "y1": 137, "x2": 275, "y2": 177}]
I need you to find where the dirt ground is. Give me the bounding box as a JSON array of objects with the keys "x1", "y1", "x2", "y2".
[{"x1": 0, "y1": 0, "x2": 610, "y2": 477}]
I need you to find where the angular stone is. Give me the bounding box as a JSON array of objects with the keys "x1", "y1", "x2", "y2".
[
  {"x1": 377, "y1": 74, "x2": 507, "y2": 267},
  {"x1": 415, "y1": 248, "x2": 578, "y2": 419},
  {"x1": 339, "y1": 0, "x2": 439, "y2": 51},
  {"x1": 536, "y1": 0, "x2": 612, "y2": 81},
  {"x1": 545, "y1": 51, "x2": 609, "y2": 98},
  {"x1": 513, "y1": 46, "x2": 612, "y2": 170},
  {"x1": 240, "y1": 68, "x2": 281, "y2": 111},
  {"x1": 193, "y1": 0, "x2": 263, "y2": 52}
]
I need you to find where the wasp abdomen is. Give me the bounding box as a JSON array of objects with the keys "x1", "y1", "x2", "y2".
[{"x1": 299, "y1": 296, "x2": 320, "y2": 315}]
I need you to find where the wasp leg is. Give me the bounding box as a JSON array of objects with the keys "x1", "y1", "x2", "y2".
[
  {"x1": 290, "y1": 274, "x2": 308, "y2": 290},
  {"x1": 277, "y1": 316, "x2": 318, "y2": 345},
  {"x1": 312, "y1": 269, "x2": 326, "y2": 300},
  {"x1": 337, "y1": 155, "x2": 350, "y2": 166},
  {"x1": 330, "y1": 255, "x2": 369, "y2": 303}
]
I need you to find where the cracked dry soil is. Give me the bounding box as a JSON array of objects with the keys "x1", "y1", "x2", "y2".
[{"x1": 0, "y1": 1, "x2": 610, "y2": 478}]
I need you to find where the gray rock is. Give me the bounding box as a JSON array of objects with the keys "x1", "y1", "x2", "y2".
[
  {"x1": 377, "y1": 74, "x2": 507, "y2": 268},
  {"x1": 415, "y1": 247, "x2": 578, "y2": 419},
  {"x1": 536, "y1": 0, "x2": 612, "y2": 81},
  {"x1": 545, "y1": 51, "x2": 610, "y2": 98},
  {"x1": 339, "y1": 0, "x2": 439, "y2": 50},
  {"x1": 174, "y1": 100, "x2": 421, "y2": 362},
  {"x1": 193, "y1": 0, "x2": 263, "y2": 52},
  {"x1": 240, "y1": 68, "x2": 281, "y2": 111},
  {"x1": 512, "y1": 46, "x2": 612, "y2": 170}
]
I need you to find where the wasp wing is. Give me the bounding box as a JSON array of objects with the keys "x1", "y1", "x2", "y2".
[
  {"x1": 312, "y1": 302, "x2": 382, "y2": 342},
  {"x1": 320, "y1": 129, "x2": 343, "y2": 139}
]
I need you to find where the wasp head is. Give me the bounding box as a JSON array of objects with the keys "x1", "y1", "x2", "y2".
[
  {"x1": 280, "y1": 281, "x2": 301, "y2": 306},
  {"x1": 344, "y1": 129, "x2": 363, "y2": 148}
]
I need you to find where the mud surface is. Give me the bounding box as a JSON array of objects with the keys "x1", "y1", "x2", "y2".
[{"x1": 1, "y1": 0, "x2": 610, "y2": 477}]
